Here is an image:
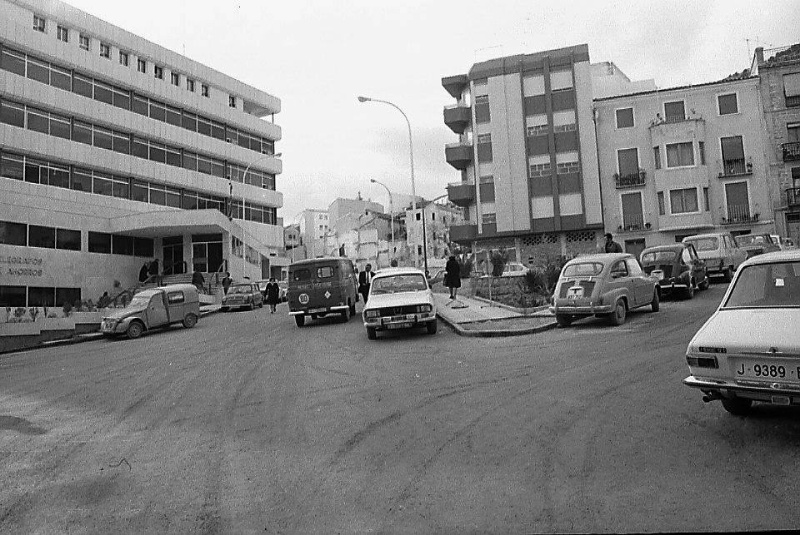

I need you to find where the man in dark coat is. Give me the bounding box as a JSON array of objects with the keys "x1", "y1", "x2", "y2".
[
  {"x1": 358, "y1": 263, "x2": 373, "y2": 304},
  {"x1": 192, "y1": 269, "x2": 205, "y2": 291},
  {"x1": 604, "y1": 233, "x2": 623, "y2": 253},
  {"x1": 138, "y1": 262, "x2": 149, "y2": 283},
  {"x1": 222, "y1": 272, "x2": 232, "y2": 294},
  {"x1": 265, "y1": 278, "x2": 280, "y2": 313},
  {"x1": 444, "y1": 255, "x2": 462, "y2": 299}
]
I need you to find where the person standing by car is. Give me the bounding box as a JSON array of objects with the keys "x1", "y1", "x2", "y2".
[
  {"x1": 138, "y1": 262, "x2": 149, "y2": 283},
  {"x1": 222, "y1": 272, "x2": 232, "y2": 294},
  {"x1": 358, "y1": 263, "x2": 373, "y2": 304},
  {"x1": 604, "y1": 233, "x2": 623, "y2": 253},
  {"x1": 265, "y1": 277, "x2": 280, "y2": 313},
  {"x1": 191, "y1": 268, "x2": 205, "y2": 292},
  {"x1": 444, "y1": 255, "x2": 461, "y2": 300}
]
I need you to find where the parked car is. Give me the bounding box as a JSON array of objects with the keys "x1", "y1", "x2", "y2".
[
  {"x1": 549, "y1": 253, "x2": 659, "y2": 327},
  {"x1": 501, "y1": 262, "x2": 530, "y2": 276},
  {"x1": 735, "y1": 233, "x2": 781, "y2": 258},
  {"x1": 101, "y1": 283, "x2": 199, "y2": 339},
  {"x1": 683, "y1": 232, "x2": 747, "y2": 282},
  {"x1": 288, "y1": 257, "x2": 358, "y2": 327},
  {"x1": 278, "y1": 280, "x2": 288, "y2": 302},
  {"x1": 683, "y1": 250, "x2": 800, "y2": 415},
  {"x1": 362, "y1": 267, "x2": 437, "y2": 340},
  {"x1": 221, "y1": 283, "x2": 263, "y2": 311},
  {"x1": 640, "y1": 243, "x2": 709, "y2": 299}
]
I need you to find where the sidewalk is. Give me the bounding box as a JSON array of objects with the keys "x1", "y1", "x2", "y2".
[{"x1": 433, "y1": 293, "x2": 557, "y2": 337}]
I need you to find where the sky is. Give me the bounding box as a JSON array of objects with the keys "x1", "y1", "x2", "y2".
[{"x1": 64, "y1": 0, "x2": 800, "y2": 224}]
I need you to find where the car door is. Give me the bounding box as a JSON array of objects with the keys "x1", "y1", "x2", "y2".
[
  {"x1": 626, "y1": 258, "x2": 650, "y2": 305},
  {"x1": 147, "y1": 293, "x2": 169, "y2": 327},
  {"x1": 608, "y1": 259, "x2": 633, "y2": 306}
]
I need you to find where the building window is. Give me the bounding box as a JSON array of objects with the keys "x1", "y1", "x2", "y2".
[
  {"x1": 718, "y1": 93, "x2": 738, "y2": 115},
  {"x1": 621, "y1": 192, "x2": 644, "y2": 230},
  {"x1": 720, "y1": 136, "x2": 746, "y2": 175},
  {"x1": 784, "y1": 73, "x2": 800, "y2": 107},
  {"x1": 789, "y1": 123, "x2": 800, "y2": 143},
  {"x1": 187, "y1": 78, "x2": 195, "y2": 92},
  {"x1": 657, "y1": 191, "x2": 665, "y2": 215},
  {"x1": 137, "y1": 58, "x2": 146, "y2": 73},
  {"x1": 154, "y1": 65, "x2": 164, "y2": 79},
  {"x1": 616, "y1": 108, "x2": 634, "y2": 128},
  {"x1": 171, "y1": 72, "x2": 180, "y2": 86},
  {"x1": 477, "y1": 133, "x2": 493, "y2": 162},
  {"x1": 33, "y1": 15, "x2": 46, "y2": 32},
  {"x1": 617, "y1": 148, "x2": 640, "y2": 180},
  {"x1": 229, "y1": 95, "x2": 236, "y2": 108},
  {"x1": 664, "y1": 101, "x2": 685, "y2": 123},
  {"x1": 698, "y1": 141, "x2": 706, "y2": 165},
  {"x1": 0, "y1": 220, "x2": 27, "y2": 246},
  {"x1": 475, "y1": 95, "x2": 490, "y2": 123},
  {"x1": 725, "y1": 181, "x2": 750, "y2": 222},
  {"x1": 703, "y1": 187, "x2": 710, "y2": 211},
  {"x1": 57, "y1": 25, "x2": 69, "y2": 42},
  {"x1": 653, "y1": 146, "x2": 661, "y2": 170},
  {"x1": 79, "y1": 34, "x2": 90, "y2": 51},
  {"x1": 99, "y1": 43, "x2": 110, "y2": 59},
  {"x1": 119, "y1": 51, "x2": 129, "y2": 66},
  {"x1": 666, "y1": 142, "x2": 694, "y2": 168},
  {"x1": 670, "y1": 188, "x2": 699, "y2": 214},
  {"x1": 201, "y1": 84, "x2": 210, "y2": 97}
]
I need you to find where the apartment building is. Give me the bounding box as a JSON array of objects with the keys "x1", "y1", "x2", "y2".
[
  {"x1": 751, "y1": 44, "x2": 800, "y2": 245},
  {"x1": 298, "y1": 209, "x2": 329, "y2": 258},
  {"x1": 442, "y1": 44, "x2": 650, "y2": 267},
  {"x1": 405, "y1": 201, "x2": 465, "y2": 271},
  {"x1": 0, "y1": 0, "x2": 284, "y2": 306},
  {"x1": 593, "y1": 75, "x2": 772, "y2": 256}
]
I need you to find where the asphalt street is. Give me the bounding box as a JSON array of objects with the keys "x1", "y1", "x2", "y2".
[{"x1": 2, "y1": 282, "x2": 800, "y2": 533}]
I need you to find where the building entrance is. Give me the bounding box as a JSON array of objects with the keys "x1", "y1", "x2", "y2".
[
  {"x1": 192, "y1": 233, "x2": 223, "y2": 273},
  {"x1": 163, "y1": 236, "x2": 185, "y2": 274}
]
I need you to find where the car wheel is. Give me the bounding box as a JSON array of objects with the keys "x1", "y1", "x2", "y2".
[
  {"x1": 126, "y1": 321, "x2": 144, "y2": 339},
  {"x1": 310, "y1": 314, "x2": 318, "y2": 320},
  {"x1": 723, "y1": 267, "x2": 733, "y2": 282},
  {"x1": 609, "y1": 299, "x2": 626, "y2": 326},
  {"x1": 182, "y1": 313, "x2": 197, "y2": 328},
  {"x1": 651, "y1": 290, "x2": 660, "y2": 312},
  {"x1": 340, "y1": 309, "x2": 349, "y2": 321},
  {"x1": 349, "y1": 300, "x2": 356, "y2": 317},
  {"x1": 685, "y1": 281, "x2": 695, "y2": 300},
  {"x1": 367, "y1": 327, "x2": 377, "y2": 340},
  {"x1": 426, "y1": 319, "x2": 438, "y2": 334},
  {"x1": 259, "y1": 301, "x2": 264, "y2": 308},
  {"x1": 294, "y1": 315, "x2": 305, "y2": 327},
  {"x1": 556, "y1": 314, "x2": 573, "y2": 327},
  {"x1": 698, "y1": 277, "x2": 709, "y2": 290},
  {"x1": 722, "y1": 397, "x2": 753, "y2": 416}
]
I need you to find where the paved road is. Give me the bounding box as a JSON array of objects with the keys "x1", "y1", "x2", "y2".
[{"x1": 2, "y1": 283, "x2": 800, "y2": 533}]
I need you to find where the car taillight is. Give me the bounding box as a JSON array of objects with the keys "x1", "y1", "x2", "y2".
[{"x1": 686, "y1": 355, "x2": 718, "y2": 368}]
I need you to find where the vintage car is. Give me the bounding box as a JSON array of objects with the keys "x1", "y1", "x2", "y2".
[
  {"x1": 683, "y1": 232, "x2": 747, "y2": 281},
  {"x1": 683, "y1": 250, "x2": 800, "y2": 415},
  {"x1": 288, "y1": 257, "x2": 358, "y2": 327},
  {"x1": 550, "y1": 253, "x2": 660, "y2": 327},
  {"x1": 221, "y1": 283, "x2": 263, "y2": 311},
  {"x1": 734, "y1": 233, "x2": 781, "y2": 259},
  {"x1": 501, "y1": 262, "x2": 531, "y2": 276},
  {"x1": 101, "y1": 283, "x2": 200, "y2": 339},
  {"x1": 640, "y1": 243, "x2": 709, "y2": 299},
  {"x1": 362, "y1": 267, "x2": 437, "y2": 340}
]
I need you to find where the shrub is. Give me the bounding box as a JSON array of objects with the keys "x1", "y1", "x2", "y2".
[
  {"x1": 459, "y1": 257, "x2": 473, "y2": 278},
  {"x1": 490, "y1": 249, "x2": 508, "y2": 277},
  {"x1": 62, "y1": 301, "x2": 73, "y2": 316}
]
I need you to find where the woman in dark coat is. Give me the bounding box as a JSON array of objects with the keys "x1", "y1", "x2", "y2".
[
  {"x1": 444, "y1": 255, "x2": 461, "y2": 299},
  {"x1": 265, "y1": 278, "x2": 280, "y2": 313}
]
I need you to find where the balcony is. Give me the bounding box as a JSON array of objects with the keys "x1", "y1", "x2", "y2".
[
  {"x1": 787, "y1": 95, "x2": 800, "y2": 108},
  {"x1": 445, "y1": 142, "x2": 473, "y2": 170},
  {"x1": 614, "y1": 170, "x2": 646, "y2": 189},
  {"x1": 619, "y1": 213, "x2": 646, "y2": 232},
  {"x1": 442, "y1": 74, "x2": 468, "y2": 99},
  {"x1": 449, "y1": 223, "x2": 478, "y2": 243},
  {"x1": 718, "y1": 158, "x2": 753, "y2": 177},
  {"x1": 443, "y1": 104, "x2": 471, "y2": 134},
  {"x1": 447, "y1": 181, "x2": 475, "y2": 207},
  {"x1": 783, "y1": 142, "x2": 800, "y2": 162},
  {"x1": 722, "y1": 205, "x2": 758, "y2": 225},
  {"x1": 787, "y1": 187, "x2": 800, "y2": 207}
]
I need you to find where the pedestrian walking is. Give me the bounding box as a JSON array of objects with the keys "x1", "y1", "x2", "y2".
[
  {"x1": 604, "y1": 233, "x2": 623, "y2": 253},
  {"x1": 138, "y1": 262, "x2": 149, "y2": 283},
  {"x1": 192, "y1": 268, "x2": 205, "y2": 292},
  {"x1": 222, "y1": 271, "x2": 232, "y2": 294},
  {"x1": 265, "y1": 277, "x2": 280, "y2": 313},
  {"x1": 444, "y1": 255, "x2": 462, "y2": 300},
  {"x1": 358, "y1": 263, "x2": 373, "y2": 304}
]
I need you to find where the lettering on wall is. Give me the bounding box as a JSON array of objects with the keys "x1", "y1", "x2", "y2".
[{"x1": 1, "y1": 256, "x2": 44, "y2": 277}]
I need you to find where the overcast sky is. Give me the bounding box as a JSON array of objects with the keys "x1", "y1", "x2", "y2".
[{"x1": 65, "y1": 0, "x2": 799, "y2": 223}]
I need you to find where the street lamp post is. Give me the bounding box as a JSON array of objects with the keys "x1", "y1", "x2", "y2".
[
  {"x1": 357, "y1": 96, "x2": 418, "y2": 269},
  {"x1": 369, "y1": 178, "x2": 395, "y2": 266}
]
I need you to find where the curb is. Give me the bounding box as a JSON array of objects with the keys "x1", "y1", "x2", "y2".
[
  {"x1": 467, "y1": 296, "x2": 552, "y2": 316},
  {"x1": 436, "y1": 313, "x2": 558, "y2": 338}
]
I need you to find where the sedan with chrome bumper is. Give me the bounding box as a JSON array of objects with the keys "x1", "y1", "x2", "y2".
[
  {"x1": 683, "y1": 250, "x2": 800, "y2": 415},
  {"x1": 362, "y1": 268, "x2": 437, "y2": 340}
]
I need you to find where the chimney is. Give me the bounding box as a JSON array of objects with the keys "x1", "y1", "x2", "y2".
[{"x1": 755, "y1": 47, "x2": 764, "y2": 66}]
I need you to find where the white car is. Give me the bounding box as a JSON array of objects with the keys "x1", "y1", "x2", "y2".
[
  {"x1": 502, "y1": 262, "x2": 530, "y2": 276},
  {"x1": 683, "y1": 250, "x2": 800, "y2": 415},
  {"x1": 362, "y1": 268, "x2": 437, "y2": 340}
]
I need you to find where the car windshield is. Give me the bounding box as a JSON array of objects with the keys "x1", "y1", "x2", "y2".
[
  {"x1": 723, "y1": 261, "x2": 800, "y2": 308},
  {"x1": 128, "y1": 294, "x2": 152, "y2": 307},
  {"x1": 735, "y1": 235, "x2": 767, "y2": 246},
  {"x1": 562, "y1": 262, "x2": 603, "y2": 277},
  {"x1": 371, "y1": 274, "x2": 428, "y2": 294},
  {"x1": 228, "y1": 285, "x2": 251, "y2": 294},
  {"x1": 641, "y1": 251, "x2": 677, "y2": 264},
  {"x1": 685, "y1": 237, "x2": 718, "y2": 251}
]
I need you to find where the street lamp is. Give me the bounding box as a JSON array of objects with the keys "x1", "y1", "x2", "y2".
[
  {"x1": 370, "y1": 178, "x2": 395, "y2": 265},
  {"x1": 357, "y1": 96, "x2": 418, "y2": 269}
]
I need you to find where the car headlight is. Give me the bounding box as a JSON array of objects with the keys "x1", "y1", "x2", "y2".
[
  {"x1": 415, "y1": 304, "x2": 432, "y2": 313},
  {"x1": 365, "y1": 310, "x2": 379, "y2": 319}
]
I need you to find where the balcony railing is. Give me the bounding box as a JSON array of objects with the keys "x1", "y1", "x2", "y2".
[
  {"x1": 620, "y1": 213, "x2": 645, "y2": 232},
  {"x1": 614, "y1": 170, "x2": 646, "y2": 188},
  {"x1": 718, "y1": 158, "x2": 752, "y2": 177},
  {"x1": 783, "y1": 142, "x2": 800, "y2": 162},
  {"x1": 786, "y1": 95, "x2": 800, "y2": 108},
  {"x1": 722, "y1": 205, "x2": 757, "y2": 225},
  {"x1": 787, "y1": 187, "x2": 800, "y2": 207}
]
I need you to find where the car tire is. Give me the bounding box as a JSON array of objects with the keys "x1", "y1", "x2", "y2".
[
  {"x1": 182, "y1": 313, "x2": 198, "y2": 328},
  {"x1": 651, "y1": 290, "x2": 660, "y2": 312},
  {"x1": 294, "y1": 315, "x2": 305, "y2": 327},
  {"x1": 609, "y1": 299, "x2": 626, "y2": 326},
  {"x1": 259, "y1": 301, "x2": 264, "y2": 309},
  {"x1": 426, "y1": 319, "x2": 438, "y2": 334},
  {"x1": 126, "y1": 321, "x2": 144, "y2": 339},
  {"x1": 220, "y1": 307, "x2": 229, "y2": 312},
  {"x1": 685, "y1": 281, "x2": 695, "y2": 300},
  {"x1": 723, "y1": 267, "x2": 733, "y2": 282},
  {"x1": 698, "y1": 277, "x2": 710, "y2": 290},
  {"x1": 310, "y1": 314, "x2": 318, "y2": 320},
  {"x1": 367, "y1": 327, "x2": 377, "y2": 340},
  {"x1": 556, "y1": 314, "x2": 573, "y2": 327},
  {"x1": 340, "y1": 309, "x2": 349, "y2": 321},
  {"x1": 722, "y1": 397, "x2": 753, "y2": 416},
  {"x1": 349, "y1": 301, "x2": 356, "y2": 317}
]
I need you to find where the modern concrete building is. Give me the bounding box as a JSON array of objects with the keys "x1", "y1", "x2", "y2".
[
  {"x1": 298, "y1": 209, "x2": 328, "y2": 258},
  {"x1": 593, "y1": 75, "x2": 773, "y2": 256},
  {"x1": 442, "y1": 44, "x2": 652, "y2": 267},
  {"x1": 328, "y1": 196, "x2": 384, "y2": 233},
  {"x1": 751, "y1": 44, "x2": 800, "y2": 245},
  {"x1": 0, "y1": 0, "x2": 284, "y2": 307}
]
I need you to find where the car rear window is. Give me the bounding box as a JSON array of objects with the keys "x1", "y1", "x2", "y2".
[
  {"x1": 291, "y1": 268, "x2": 311, "y2": 281},
  {"x1": 723, "y1": 261, "x2": 800, "y2": 308},
  {"x1": 735, "y1": 235, "x2": 768, "y2": 247},
  {"x1": 316, "y1": 266, "x2": 334, "y2": 279},
  {"x1": 562, "y1": 262, "x2": 603, "y2": 277},
  {"x1": 371, "y1": 274, "x2": 427, "y2": 294},
  {"x1": 229, "y1": 285, "x2": 251, "y2": 294},
  {"x1": 685, "y1": 237, "x2": 718, "y2": 251},
  {"x1": 641, "y1": 251, "x2": 676, "y2": 264}
]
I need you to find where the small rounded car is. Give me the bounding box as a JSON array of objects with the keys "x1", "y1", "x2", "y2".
[
  {"x1": 683, "y1": 232, "x2": 747, "y2": 282},
  {"x1": 550, "y1": 253, "x2": 660, "y2": 327},
  {"x1": 683, "y1": 250, "x2": 800, "y2": 415},
  {"x1": 734, "y1": 233, "x2": 781, "y2": 259},
  {"x1": 640, "y1": 243, "x2": 709, "y2": 299},
  {"x1": 362, "y1": 267, "x2": 437, "y2": 340},
  {"x1": 221, "y1": 283, "x2": 263, "y2": 311},
  {"x1": 100, "y1": 283, "x2": 200, "y2": 339}
]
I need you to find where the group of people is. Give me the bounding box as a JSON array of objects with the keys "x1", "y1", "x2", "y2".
[{"x1": 138, "y1": 259, "x2": 160, "y2": 284}]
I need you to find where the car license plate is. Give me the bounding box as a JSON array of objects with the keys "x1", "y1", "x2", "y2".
[
  {"x1": 732, "y1": 358, "x2": 800, "y2": 382},
  {"x1": 387, "y1": 322, "x2": 411, "y2": 330},
  {"x1": 309, "y1": 308, "x2": 327, "y2": 313},
  {"x1": 567, "y1": 286, "x2": 583, "y2": 299}
]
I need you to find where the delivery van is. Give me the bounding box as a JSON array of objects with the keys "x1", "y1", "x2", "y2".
[{"x1": 287, "y1": 257, "x2": 358, "y2": 327}]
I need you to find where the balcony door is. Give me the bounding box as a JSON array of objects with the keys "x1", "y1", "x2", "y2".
[
  {"x1": 617, "y1": 148, "x2": 640, "y2": 186},
  {"x1": 721, "y1": 136, "x2": 745, "y2": 175},
  {"x1": 621, "y1": 192, "x2": 644, "y2": 231},
  {"x1": 725, "y1": 182, "x2": 750, "y2": 223}
]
